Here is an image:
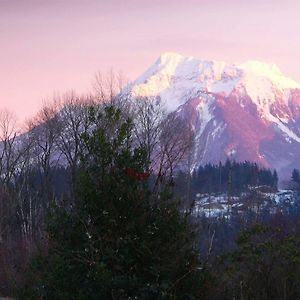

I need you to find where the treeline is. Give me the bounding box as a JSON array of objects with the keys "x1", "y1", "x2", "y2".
[
  {"x1": 191, "y1": 160, "x2": 278, "y2": 195},
  {"x1": 0, "y1": 83, "x2": 196, "y2": 297},
  {"x1": 291, "y1": 168, "x2": 300, "y2": 190},
  {"x1": 18, "y1": 105, "x2": 205, "y2": 299},
  {"x1": 196, "y1": 185, "x2": 300, "y2": 300},
  {"x1": 0, "y1": 74, "x2": 299, "y2": 298}
]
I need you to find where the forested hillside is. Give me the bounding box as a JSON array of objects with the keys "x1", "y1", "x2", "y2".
[
  {"x1": 191, "y1": 160, "x2": 278, "y2": 195},
  {"x1": 0, "y1": 92, "x2": 298, "y2": 298}
]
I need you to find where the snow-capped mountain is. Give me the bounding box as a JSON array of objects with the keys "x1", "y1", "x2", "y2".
[{"x1": 127, "y1": 52, "x2": 300, "y2": 179}]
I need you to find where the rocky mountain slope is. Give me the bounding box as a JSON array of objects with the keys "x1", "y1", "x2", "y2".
[{"x1": 126, "y1": 52, "x2": 300, "y2": 179}]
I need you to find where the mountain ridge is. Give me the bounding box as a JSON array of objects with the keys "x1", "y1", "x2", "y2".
[{"x1": 126, "y1": 52, "x2": 300, "y2": 179}]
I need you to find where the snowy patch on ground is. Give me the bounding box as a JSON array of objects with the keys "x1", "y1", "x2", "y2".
[{"x1": 193, "y1": 189, "x2": 297, "y2": 218}]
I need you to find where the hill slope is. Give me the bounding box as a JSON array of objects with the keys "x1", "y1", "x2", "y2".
[{"x1": 126, "y1": 52, "x2": 300, "y2": 178}]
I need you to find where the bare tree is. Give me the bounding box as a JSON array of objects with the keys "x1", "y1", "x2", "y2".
[
  {"x1": 55, "y1": 93, "x2": 94, "y2": 193},
  {"x1": 0, "y1": 110, "x2": 42, "y2": 256},
  {"x1": 0, "y1": 110, "x2": 23, "y2": 186},
  {"x1": 129, "y1": 97, "x2": 195, "y2": 194},
  {"x1": 26, "y1": 102, "x2": 61, "y2": 203},
  {"x1": 131, "y1": 96, "x2": 166, "y2": 164},
  {"x1": 93, "y1": 70, "x2": 127, "y2": 104},
  {"x1": 155, "y1": 113, "x2": 195, "y2": 189}
]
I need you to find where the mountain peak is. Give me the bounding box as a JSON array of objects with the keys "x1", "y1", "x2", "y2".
[
  {"x1": 239, "y1": 60, "x2": 299, "y2": 90},
  {"x1": 126, "y1": 52, "x2": 300, "y2": 179},
  {"x1": 154, "y1": 53, "x2": 300, "y2": 88},
  {"x1": 156, "y1": 52, "x2": 185, "y2": 64},
  {"x1": 145, "y1": 52, "x2": 228, "y2": 78},
  {"x1": 240, "y1": 60, "x2": 281, "y2": 74},
  {"x1": 132, "y1": 53, "x2": 300, "y2": 109}
]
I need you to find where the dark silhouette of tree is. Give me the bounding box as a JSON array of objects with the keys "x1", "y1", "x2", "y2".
[
  {"x1": 20, "y1": 106, "x2": 206, "y2": 299},
  {"x1": 215, "y1": 224, "x2": 300, "y2": 300},
  {"x1": 191, "y1": 160, "x2": 278, "y2": 195}
]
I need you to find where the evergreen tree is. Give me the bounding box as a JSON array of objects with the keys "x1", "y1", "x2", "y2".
[
  {"x1": 190, "y1": 161, "x2": 278, "y2": 195},
  {"x1": 216, "y1": 224, "x2": 300, "y2": 300},
  {"x1": 292, "y1": 169, "x2": 300, "y2": 191},
  {"x1": 21, "y1": 106, "x2": 206, "y2": 299},
  {"x1": 272, "y1": 170, "x2": 278, "y2": 189}
]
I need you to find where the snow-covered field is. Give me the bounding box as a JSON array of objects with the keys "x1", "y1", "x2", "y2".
[{"x1": 193, "y1": 188, "x2": 297, "y2": 218}]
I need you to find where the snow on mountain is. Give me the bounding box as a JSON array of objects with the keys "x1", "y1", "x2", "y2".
[
  {"x1": 130, "y1": 52, "x2": 239, "y2": 110},
  {"x1": 131, "y1": 52, "x2": 299, "y2": 113},
  {"x1": 126, "y1": 52, "x2": 300, "y2": 179}
]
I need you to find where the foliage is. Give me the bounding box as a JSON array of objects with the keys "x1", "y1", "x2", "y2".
[
  {"x1": 291, "y1": 168, "x2": 300, "y2": 191},
  {"x1": 191, "y1": 160, "x2": 278, "y2": 195},
  {"x1": 215, "y1": 224, "x2": 300, "y2": 300},
  {"x1": 21, "y1": 106, "x2": 205, "y2": 299}
]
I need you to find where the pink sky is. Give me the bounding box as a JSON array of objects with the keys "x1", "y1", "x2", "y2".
[{"x1": 1, "y1": 0, "x2": 300, "y2": 121}]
